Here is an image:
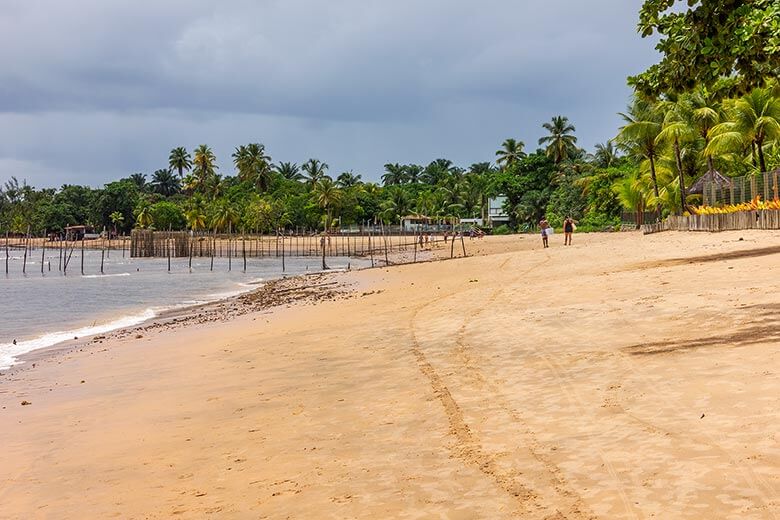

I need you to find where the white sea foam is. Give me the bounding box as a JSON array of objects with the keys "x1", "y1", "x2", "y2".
[
  {"x1": 0, "y1": 309, "x2": 156, "y2": 370},
  {"x1": 81, "y1": 272, "x2": 131, "y2": 279}
]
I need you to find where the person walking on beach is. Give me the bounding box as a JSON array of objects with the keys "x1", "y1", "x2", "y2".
[
  {"x1": 563, "y1": 216, "x2": 576, "y2": 246},
  {"x1": 539, "y1": 218, "x2": 550, "y2": 248}
]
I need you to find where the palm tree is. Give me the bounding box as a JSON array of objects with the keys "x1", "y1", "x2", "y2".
[
  {"x1": 657, "y1": 102, "x2": 697, "y2": 213},
  {"x1": 381, "y1": 186, "x2": 413, "y2": 223},
  {"x1": 707, "y1": 87, "x2": 780, "y2": 173},
  {"x1": 539, "y1": 116, "x2": 578, "y2": 164},
  {"x1": 109, "y1": 211, "x2": 124, "y2": 235},
  {"x1": 336, "y1": 171, "x2": 362, "y2": 188},
  {"x1": 421, "y1": 159, "x2": 456, "y2": 185},
  {"x1": 592, "y1": 141, "x2": 620, "y2": 168},
  {"x1": 233, "y1": 143, "x2": 273, "y2": 191},
  {"x1": 684, "y1": 88, "x2": 724, "y2": 172},
  {"x1": 617, "y1": 96, "x2": 665, "y2": 204},
  {"x1": 381, "y1": 163, "x2": 406, "y2": 186},
  {"x1": 613, "y1": 173, "x2": 651, "y2": 228},
  {"x1": 313, "y1": 177, "x2": 342, "y2": 230},
  {"x1": 192, "y1": 145, "x2": 218, "y2": 193},
  {"x1": 168, "y1": 147, "x2": 192, "y2": 179},
  {"x1": 405, "y1": 164, "x2": 423, "y2": 184},
  {"x1": 302, "y1": 159, "x2": 329, "y2": 187},
  {"x1": 151, "y1": 169, "x2": 181, "y2": 196},
  {"x1": 185, "y1": 207, "x2": 206, "y2": 232},
  {"x1": 275, "y1": 162, "x2": 303, "y2": 181},
  {"x1": 495, "y1": 138, "x2": 526, "y2": 169},
  {"x1": 128, "y1": 173, "x2": 148, "y2": 191},
  {"x1": 210, "y1": 199, "x2": 238, "y2": 232}
]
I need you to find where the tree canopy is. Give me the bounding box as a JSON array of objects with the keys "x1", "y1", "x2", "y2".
[{"x1": 630, "y1": 0, "x2": 780, "y2": 96}]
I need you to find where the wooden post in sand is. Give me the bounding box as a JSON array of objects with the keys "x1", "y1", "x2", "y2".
[
  {"x1": 321, "y1": 234, "x2": 327, "y2": 270},
  {"x1": 5, "y1": 231, "x2": 9, "y2": 275},
  {"x1": 281, "y1": 231, "x2": 286, "y2": 272},
  {"x1": 461, "y1": 232, "x2": 466, "y2": 257},
  {"x1": 380, "y1": 220, "x2": 389, "y2": 266},
  {"x1": 210, "y1": 231, "x2": 215, "y2": 272},
  {"x1": 450, "y1": 230, "x2": 456, "y2": 259},
  {"x1": 413, "y1": 231, "x2": 417, "y2": 263}
]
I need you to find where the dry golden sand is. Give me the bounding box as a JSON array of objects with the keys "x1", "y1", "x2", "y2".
[{"x1": 1, "y1": 231, "x2": 778, "y2": 519}]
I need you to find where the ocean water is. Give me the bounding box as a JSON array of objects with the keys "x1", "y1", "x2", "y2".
[{"x1": 0, "y1": 250, "x2": 364, "y2": 370}]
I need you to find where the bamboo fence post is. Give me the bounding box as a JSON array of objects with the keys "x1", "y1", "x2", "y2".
[{"x1": 22, "y1": 226, "x2": 29, "y2": 274}]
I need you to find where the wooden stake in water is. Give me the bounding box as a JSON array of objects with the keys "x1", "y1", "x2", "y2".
[
  {"x1": 101, "y1": 248, "x2": 105, "y2": 274},
  {"x1": 81, "y1": 236, "x2": 85, "y2": 275},
  {"x1": 242, "y1": 231, "x2": 247, "y2": 272},
  {"x1": 5, "y1": 231, "x2": 9, "y2": 275},
  {"x1": 281, "y1": 231, "x2": 286, "y2": 272},
  {"x1": 22, "y1": 226, "x2": 29, "y2": 274},
  {"x1": 41, "y1": 232, "x2": 46, "y2": 275}
]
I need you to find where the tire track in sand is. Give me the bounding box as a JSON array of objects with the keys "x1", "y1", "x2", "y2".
[{"x1": 408, "y1": 253, "x2": 589, "y2": 518}]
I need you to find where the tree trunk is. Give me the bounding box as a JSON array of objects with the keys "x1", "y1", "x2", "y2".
[
  {"x1": 648, "y1": 154, "x2": 661, "y2": 213},
  {"x1": 756, "y1": 138, "x2": 767, "y2": 173},
  {"x1": 673, "y1": 138, "x2": 688, "y2": 214}
]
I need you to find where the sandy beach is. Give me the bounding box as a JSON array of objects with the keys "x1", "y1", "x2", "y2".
[{"x1": 1, "y1": 231, "x2": 778, "y2": 519}]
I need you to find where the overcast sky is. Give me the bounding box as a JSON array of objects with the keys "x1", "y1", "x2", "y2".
[{"x1": 0, "y1": 0, "x2": 659, "y2": 188}]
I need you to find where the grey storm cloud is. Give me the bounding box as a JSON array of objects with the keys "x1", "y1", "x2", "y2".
[{"x1": 0, "y1": 0, "x2": 659, "y2": 187}]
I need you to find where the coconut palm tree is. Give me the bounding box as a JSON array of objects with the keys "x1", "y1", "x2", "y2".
[
  {"x1": 210, "y1": 199, "x2": 238, "y2": 232},
  {"x1": 495, "y1": 138, "x2": 526, "y2": 169},
  {"x1": 151, "y1": 169, "x2": 181, "y2": 196},
  {"x1": 539, "y1": 116, "x2": 578, "y2": 164},
  {"x1": 684, "y1": 88, "x2": 725, "y2": 172},
  {"x1": 381, "y1": 163, "x2": 406, "y2": 186},
  {"x1": 613, "y1": 173, "x2": 651, "y2": 228},
  {"x1": 707, "y1": 87, "x2": 780, "y2": 173},
  {"x1": 591, "y1": 141, "x2": 620, "y2": 168},
  {"x1": 109, "y1": 211, "x2": 124, "y2": 235},
  {"x1": 274, "y1": 162, "x2": 303, "y2": 181},
  {"x1": 168, "y1": 147, "x2": 192, "y2": 179},
  {"x1": 617, "y1": 97, "x2": 665, "y2": 204},
  {"x1": 233, "y1": 143, "x2": 273, "y2": 191},
  {"x1": 313, "y1": 177, "x2": 341, "y2": 230},
  {"x1": 302, "y1": 159, "x2": 329, "y2": 187},
  {"x1": 336, "y1": 171, "x2": 362, "y2": 188},
  {"x1": 185, "y1": 206, "x2": 206, "y2": 232},
  {"x1": 657, "y1": 101, "x2": 698, "y2": 213},
  {"x1": 192, "y1": 145, "x2": 218, "y2": 193},
  {"x1": 421, "y1": 159, "x2": 456, "y2": 185}
]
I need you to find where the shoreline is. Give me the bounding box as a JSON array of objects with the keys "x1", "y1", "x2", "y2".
[
  {"x1": 0, "y1": 267, "x2": 360, "y2": 379},
  {"x1": 4, "y1": 232, "x2": 775, "y2": 518}
]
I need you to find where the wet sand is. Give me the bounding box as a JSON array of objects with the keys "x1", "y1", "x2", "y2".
[{"x1": 0, "y1": 231, "x2": 778, "y2": 519}]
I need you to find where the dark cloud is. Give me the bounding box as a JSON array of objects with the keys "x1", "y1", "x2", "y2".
[{"x1": 0, "y1": 0, "x2": 658, "y2": 187}]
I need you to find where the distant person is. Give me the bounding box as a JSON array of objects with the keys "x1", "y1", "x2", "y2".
[
  {"x1": 539, "y1": 218, "x2": 550, "y2": 248},
  {"x1": 418, "y1": 234, "x2": 424, "y2": 248},
  {"x1": 424, "y1": 235, "x2": 429, "y2": 247},
  {"x1": 443, "y1": 232, "x2": 448, "y2": 243},
  {"x1": 563, "y1": 217, "x2": 576, "y2": 246}
]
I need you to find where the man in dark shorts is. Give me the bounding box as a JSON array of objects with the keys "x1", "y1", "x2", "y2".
[{"x1": 563, "y1": 216, "x2": 575, "y2": 245}]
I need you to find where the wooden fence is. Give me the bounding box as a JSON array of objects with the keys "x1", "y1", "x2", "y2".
[{"x1": 642, "y1": 210, "x2": 780, "y2": 234}]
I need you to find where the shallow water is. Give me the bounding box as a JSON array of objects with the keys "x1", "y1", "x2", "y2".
[{"x1": 0, "y1": 249, "x2": 365, "y2": 369}]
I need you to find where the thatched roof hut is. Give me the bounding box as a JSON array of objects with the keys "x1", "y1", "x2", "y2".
[{"x1": 688, "y1": 169, "x2": 732, "y2": 195}]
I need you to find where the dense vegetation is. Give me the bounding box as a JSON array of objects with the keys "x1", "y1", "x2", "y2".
[{"x1": 2, "y1": 81, "x2": 780, "y2": 237}]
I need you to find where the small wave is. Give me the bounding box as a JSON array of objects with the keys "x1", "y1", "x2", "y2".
[
  {"x1": 0, "y1": 309, "x2": 156, "y2": 370},
  {"x1": 82, "y1": 272, "x2": 131, "y2": 279}
]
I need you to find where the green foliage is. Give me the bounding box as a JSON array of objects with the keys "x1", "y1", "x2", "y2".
[
  {"x1": 492, "y1": 224, "x2": 512, "y2": 235},
  {"x1": 631, "y1": 0, "x2": 780, "y2": 95},
  {"x1": 149, "y1": 201, "x2": 186, "y2": 230}
]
